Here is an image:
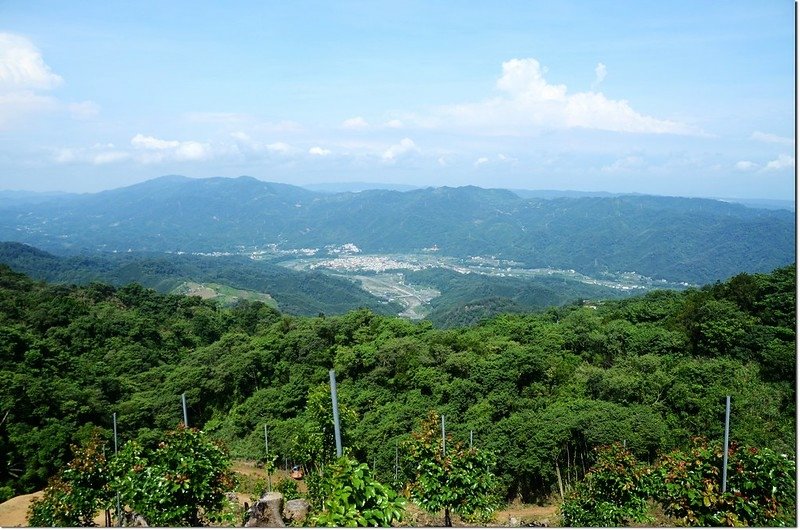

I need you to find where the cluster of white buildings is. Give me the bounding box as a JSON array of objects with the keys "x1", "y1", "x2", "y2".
[{"x1": 310, "y1": 255, "x2": 426, "y2": 273}]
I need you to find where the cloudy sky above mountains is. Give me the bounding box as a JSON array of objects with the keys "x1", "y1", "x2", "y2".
[{"x1": 0, "y1": 1, "x2": 795, "y2": 199}]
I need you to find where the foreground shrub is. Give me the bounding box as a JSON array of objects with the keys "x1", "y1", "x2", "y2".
[
  {"x1": 651, "y1": 438, "x2": 796, "y2": 526},
  {"x1": 560, "y1": 443, "x2": 653, "y2": 526},
  {"x1": 307, "y1": 455, "x2": 405, "y2": 527},
  {"x1": 405, "y1": 411, "x2": 501, "y2": 526},
  {"x1": 28, "y1": 432, "x2": 111, "y2": 527},
  {"x1": 109, "y1": 425, "x2": 237, "y2": 527},
  {"x1": 561, "y1": 438, "x2": 796, "y2": 527}
]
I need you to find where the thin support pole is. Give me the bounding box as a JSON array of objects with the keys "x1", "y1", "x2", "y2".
[
  {"x1": 722, "y1": 395, "x2": 731, "y2": 492},
  {"x1": 395, "y1": 443, "x2": 398, "y2": 481},
  {"x1": 441, "y1": 415, "x2": 446, "y2": 457},
  {"x1": 113, "y1": 413, "x2": 121, "y2": 526},
  {"x1": 470, "y1": 430, "x2": 473, "y2": 449},
  {"x1": 181, "y1": 393, "x2": 188, "y2": 427},
  {"x1": 329, "y1": 370, "x2": 343, "y2": 457},
  {"x1": 113, "y1": 413, "x2": 118, "y2": 454},
  {"x1": 265, "y1": 424, "x2": 272, "y2": 491}
]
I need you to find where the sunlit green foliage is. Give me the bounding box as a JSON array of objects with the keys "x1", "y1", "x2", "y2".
[
  {"x1": 307, "y1": 456, "x2": 405, "y2": 527},
  {"x1": 405, "y1": 411, "x2": 501, "y2": 525},
  {"x1": 562, "y1": 438, "x2": 797, "y2": 527},
  {"x1": 560, "y1": 443, "x2": 653, "y2": 526},
  {"x1": 26, "y1": 426, "x2": 236, "y2": 527},
  {"x1": 28, "y1": 432, "x2": 112, "y2": 527},
  {"x1": 109, "y1": 425, "x2": 237, "y2": 527},
  {"x1": 651, "y1": 438, "x2": 796, "y2": 526}
]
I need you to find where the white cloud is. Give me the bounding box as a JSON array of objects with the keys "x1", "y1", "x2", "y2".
[
  {"x1": 230, "y1": 132, "x2": 294, "y2": 155},
  {"x1": 131, "y1": 134, "x2": 181, "y2": 150},
  {"x1": 266, "y1": 142, "x2": 292, "y2": 153},
  {"x1": 601, "y1": 155, "x2": 644, "y2": 173},
  {"x1": 414, "y1": 58, "x2": 697, "y2": 136},
  {"x1": 735, "y1": 155, "x2": 794, "y2": 172},
  {"x1": 130, "y1": 133, "x2": 211, "y2": 162},
  {"x1": 341, "y1": 116, "x2": 369, "y2": 130},
  {"x1": 474, "y1": 157, "x2": 489, "y2": 167},
  {"x1": 385, "y1": 119, "x2": 404, "y2": 129},
  {"x1": 382, "y1": 138, "x2": 417, "y2": 162},
  {"x1": 229, "y1": 131, "x2": 251, "y2": 142},
  {"x1": 592, "y1": 62, "x2": 607, "y2": 89},
  {"x1": 751, "y1": 131, "x2": 793, "y2": 146},
  {"x1": 309, "y1": 146, "x2": 331, "y2": 156},
  {"x1": 0, "y1": 34, "x2": 65, "y2": 128},
  {"x1": 0, "y1": 33, "x2": 62, "y2": 91},
  {"x1": 92, "y1": 151, "x2": 130, "y2": 165},
  {"x1": 763, "y1": 154, "x2": 794, "y2": 171},
  {"x1": 53, "y1": 144, "x2": 130, "y2": 165}
]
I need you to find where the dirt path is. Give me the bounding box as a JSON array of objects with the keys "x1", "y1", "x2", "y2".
[
  {"x1": 0, "y1": 491, "x2": 106, "y2": 527},
  {"x1": 0, "y1": 492, "x2": 38, "y2": 528},
  {"x1": 492, "y1": 504, "x2": 558, "y2": 526}
]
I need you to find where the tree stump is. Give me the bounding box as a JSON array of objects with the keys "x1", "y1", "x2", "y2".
[
  {"x1": 283, "y1": 498, "x2": 310, "y2": 523},
  {"x1": 244, "y1": 492, "x2": 285, "y2": 527}
]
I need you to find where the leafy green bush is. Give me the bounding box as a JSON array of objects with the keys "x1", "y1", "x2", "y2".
[
  {"x1": 651, "y1": 438, "x2": 796, "y2": 526},
  {"x1": 405, "y1": 411, "x2": 501, "y2": 526},
  {"x1": 560, "y1": 443, "x2": 653, "y2": 526},
  {"x1": 307, "y1": 456, "x2": 405, "y2": 527},
  {"x1": 28, "y1": 432, "x2": 111, "y2": 527},
  {"x1": 561, "y1": 437, "x2": 796, "y2": 527},
  {"x1": 0, "y1": 486, "x2": 13, "y2": 503},
  {"x1": 109, "y1": 425, "x2": 237, "y2": 527},
  {"x1": 275, "y1": 477, "x2": 301, "y2": 500}
]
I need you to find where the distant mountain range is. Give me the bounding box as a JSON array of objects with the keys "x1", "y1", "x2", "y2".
[
  {"x1": 0, "y1": 175, "x2": 793, "y2": 284},
  {"x1": 299, "y1": 182, "x2": 795, "y2": 211}
]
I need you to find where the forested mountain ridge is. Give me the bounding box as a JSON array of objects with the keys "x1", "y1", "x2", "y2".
[
  {"x1": 0, "y1": 263, "x2": 794, "y2": 503},
  {"x1": 0, "y1": 175, "x2": 792, "y2": 284}
]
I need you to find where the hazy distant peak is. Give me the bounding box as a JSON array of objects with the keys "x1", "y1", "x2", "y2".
[
  {"x1": 302, "y1": 181, "x2": 420, "y2": 193},
  {"x1": 150, "y1": 174, "x2": 192, "y2": 184}
]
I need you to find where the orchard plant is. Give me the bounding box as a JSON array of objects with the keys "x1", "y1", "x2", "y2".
[
  {"x1": 650, "y1": 437, "x2": 796, "y2": 527},
  {"x1": 109, "y1": 424, "x2": 237, "y2": 527},
  {"x1": 561, "y1": 437, "x2": 796, "y2": 527},
  {"x1": 28, "y1": 425, "x2": 238, "y2": 527},
  {"x1": 306, "y1": 455, "x2": 405, "y2": 527},
  {"x1": 405, "y1": 411, "x2": 501, "y2": 526},
  {"x1": 28, "y1": 431, "x2": 112, "y2": 527},
  {"x1": 560, "y1": 443, "x2": 653, "y2": 527}
]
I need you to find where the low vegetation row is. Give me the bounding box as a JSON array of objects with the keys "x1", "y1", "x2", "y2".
[{"x1": 28, "y1": 415, "x2": 796, "y2": 526}]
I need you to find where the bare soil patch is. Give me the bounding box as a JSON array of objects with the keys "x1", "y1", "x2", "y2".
[{"x1": 0, "y1": 491, "x2": 105, "y2": 527}]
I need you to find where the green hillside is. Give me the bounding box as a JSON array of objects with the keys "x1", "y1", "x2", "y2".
[{"x1": 0, "y1": 263, "x2": 794, "y2": 504}]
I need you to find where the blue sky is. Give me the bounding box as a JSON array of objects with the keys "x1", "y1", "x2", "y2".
[{"x1": 0, "y1": 0, "x2": 795, "y2": 199}]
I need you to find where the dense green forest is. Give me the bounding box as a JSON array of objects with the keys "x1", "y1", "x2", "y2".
[{"x1": 0, "y1": 263, "x2": 795, "y2": 504}]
